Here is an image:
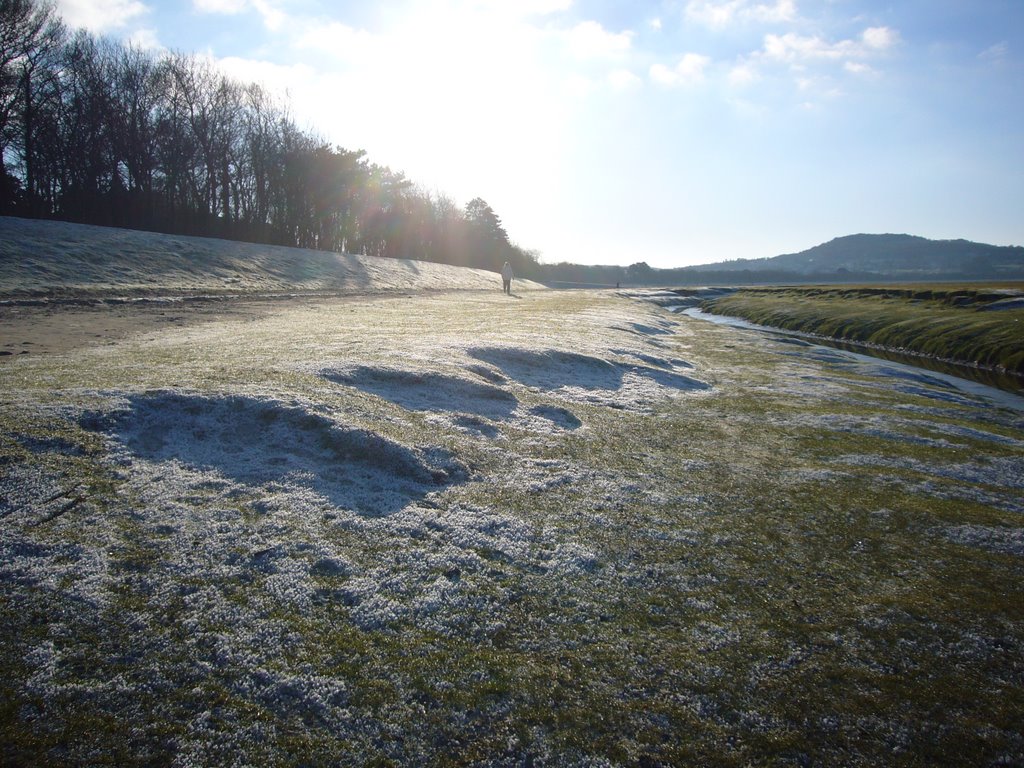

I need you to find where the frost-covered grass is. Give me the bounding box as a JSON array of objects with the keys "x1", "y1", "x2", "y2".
[
  {"x1": 0, "y1": 216, "x2": 543, "y2": 299},
  {"x1": 2, "y1": 288, "x2": 1023, "y2": 766}
]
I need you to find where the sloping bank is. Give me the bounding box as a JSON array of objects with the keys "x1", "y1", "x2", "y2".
[
  {"x1": 700, "y1": 285, "x2": 1024, "y2": 382},
  {"x1": 0, "y1": 216, "x2": 545, "y2": 300}
]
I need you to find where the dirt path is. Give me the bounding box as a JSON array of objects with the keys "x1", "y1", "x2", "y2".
[{"x1": 0, "y1": 295, "x2": 334, "y2": 360}]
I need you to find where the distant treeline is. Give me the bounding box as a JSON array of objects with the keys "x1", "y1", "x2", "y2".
[
  {"x1": 0, "y1": 0, "x2": 539, "y2": 277},
  {"x1": 540, "y1": 263, "x2": 911, "y2": 287}
]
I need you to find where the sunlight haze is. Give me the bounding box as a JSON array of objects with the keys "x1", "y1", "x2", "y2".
[{"x1": 56, "y1": 0, "x2": 1024, "y2": 268}]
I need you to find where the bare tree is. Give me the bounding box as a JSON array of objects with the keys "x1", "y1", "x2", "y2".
[
  {"x1": 235, "y1": 82, "x2": 285, "y2": 237},
  {"x1": 108, "y1": 43, "x2": 167, "y2": 226},
  {"x1": 0, "y1": 0, "x2": 64, "y2": 212}
]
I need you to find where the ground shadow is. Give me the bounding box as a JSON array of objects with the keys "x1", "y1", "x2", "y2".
[
  {"x1": 612, "y1": 350, "x2": 696, "y2": 370},
  {"x1": 81, "y1": 392, "x2": 467, "y2": 516},
  {"x1": 467, "y1": 347, "x2": 709, "y2": 397},
  {"x1": 627, "y1": 365, "x2": 711, "y2": 392},
  {"x1": 528, "y1": 405, "x2": 583, "y2": 430},
  {"x1": 466, "y1": 347, "x2": 624, "y2": 391},
  {"x1": 322, "y1": 366, "x2": 518, "y2": 419}
]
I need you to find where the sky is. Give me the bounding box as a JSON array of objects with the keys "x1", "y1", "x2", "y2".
[{"x1": 54, "y1": 0, "x2": 1024, "y2": 268}]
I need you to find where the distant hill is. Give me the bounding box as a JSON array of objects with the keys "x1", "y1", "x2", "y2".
[{"x1": 679, "y1": 234, "x2": 1024, "y2": 282}]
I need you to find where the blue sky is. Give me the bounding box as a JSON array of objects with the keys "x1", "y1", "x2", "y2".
[{"x1": 56, "y1": 0, "x2": 1024, "y2": 267}]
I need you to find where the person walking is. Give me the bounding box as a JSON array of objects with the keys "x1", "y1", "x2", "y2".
[{"x1": 501, "y1": 261, "x2": 514, "y2": 295}]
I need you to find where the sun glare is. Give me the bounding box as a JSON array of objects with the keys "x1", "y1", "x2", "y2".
[{"x1": 290, "y1": 1, "x2": 576, "y2": 217}]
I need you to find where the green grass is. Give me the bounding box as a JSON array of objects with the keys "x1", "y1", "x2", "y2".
[
  {"x1": 703, "y1": 283, "x2": 1024, "y2": 378},
  {"x1": 1, "y1": 289, "x2": 1022, "y2": 765}
]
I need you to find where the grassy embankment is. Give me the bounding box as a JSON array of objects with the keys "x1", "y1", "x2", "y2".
[{"x1": 702, "y1": 284, "x2": 1024, "y2": 378}]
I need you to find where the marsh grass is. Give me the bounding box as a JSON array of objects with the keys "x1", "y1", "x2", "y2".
[
  {"x1": 1, "y1": 290, "x2": 1022, "y2": 765},
  {"x1": 704, "y1": 284, "x2": 1024, "y2": 377}
]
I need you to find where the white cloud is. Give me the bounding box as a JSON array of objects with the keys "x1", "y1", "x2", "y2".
[
  {"x1": 564, "y1": 73, "x2": 598, "y2": 97},
  {"x1": 212, "y1": 56, "x2": 316, "y2": 96},
  {"x1": 726, "y1": 95, "x2": 767, "y2": 119},
  {"x1": 192, "y1": 0, "x2": 285, "y2": 31},
  {"x1": 502, "y1": 0, "x2": 572, "y2": 14},
  {"x1": 728, "y1": 60, "x2": 760, "y2": 86},
  {"x1": 252, "y1": 0, "x2": 285, "y2": 30},
  {"x1": 979, "y1": 41, "x2": 1009, "y2": 61},
  {"x1": 565, "y1": 20, "x2": 633, "y2": 59},
  {"x1": 861, "y1": 26, "x2": 899, "y2": 50},
  {"x1": 722, "y1": 23, "x2": 898, "y2": 101},
  {"x1": 843, "y1": 61, "x2": 874, "y2": 75},
  {"x1": 761, "y1": 26, "x2": 898, "y2": 64},
  {"x1": 125, "y1": 27, "x2": 163, "y2": 51},
  {"x1": 649, "y1": 63, "x2": 675, "y2": 85},
  {"x1": 685, "y1": 0, "x2": 796, "y2": 28},
  {"x1": 749, "y1": 0, "x2": 797, "y2": 24},
  {"x1": 763, "y1": 32, "x2": 845, "y2": 62},
  {"x1": 685, "y1": 0, "x2": 741, "y2": 27},
  {"x1": 650, "y1": 53, "x2": 711, "y2": 87},
  {"x1": 297, "y1": 21, "x2": 378, "y2": 61},
  {"x1": 608, "y1": 68, "x2": 642, "y2": 91},
  {"x1": 192, "y1": 0, "x2": 247, "y2": 12},
  {"x1": 55, "y1": 0, "x2": 148, "y2": 32}
]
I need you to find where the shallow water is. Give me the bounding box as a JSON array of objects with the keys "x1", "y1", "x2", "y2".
[{"x1": 682, "y1": 307, "x2": 1024, "y2": 413}]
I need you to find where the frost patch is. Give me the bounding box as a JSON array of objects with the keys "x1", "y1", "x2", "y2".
[
  {"x1": 450, "y1": 414, "x2": 503, "y2": 438},
  {"x1": 528, "y1": 405, "x2": 582, "y2": 431},
  {"x1": 786, "y1": 413, "x2": 963, "y2": 448},
  {"x1": 547, "y1": 541, "x2": 600, "y2": 574},
  {"x1": 782, "y1": 348, "x2": 858, "y2": 367},
  {"x1": 927, "y1": 424, "x2": 1024, "y2": 448},
  {"x1": 851, "y1": 364, "x2": 990, "y2": 407},
  {"x1": 784, "y1": 467, "x2": 854, "y2": 484},
  {"x1": 943, "y1": 525, "x2": 1024, "y2": 557},
  {"x1": 319, "y1": 504, "x2": 542, "y2": 632},
  {"x1": 888, "y1": 383, "x2": 985, "y2": 407},
  {"x1": 616, "y1": 321, "x2": 677, "y2": 337},
  {"x1": 624, "y1": 365, "x2": 709, "y2": 392},
  {"x1": 464, "y1": 363, "x2": 508, "y2": 384},
  {"x1": 869, "y1": 366, "x2": 963, "y2": 391},
  {"x1": 0, "y1": 534, "x2": 106, "y2": 608},
  {"x1": 80, "y1": 391, "x2": 467, "y2": 516},
  {"x1": 429, "y1": 504, "x2": 535, "y2": 564},
  {"x1": 834, "y1": 453, "x2": 1024, "y2": 490},
  {"x1": 13, "y1": 434, "x2": 85, "y2": 456},
  {"x1": 467, "y1": 346, "x2": 709, "y2": 412},
  {"x1": 322, "y1": 365, "x2": 517, "y2": 419},
  {"x1": 468, "y1": 347, "x2": 623, "y2": 391},
  {"x1": 323, "y1": 363, "x2": 594, "y2": 434},
  {"x1": 612, "y1": 350, "x2": 676, "y2": 368},
  {"x1": 833, "y1": 454, "x2": 1024, "y2": 513}
]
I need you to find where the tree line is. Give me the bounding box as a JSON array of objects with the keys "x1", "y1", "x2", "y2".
[{"x1": 0, "y1": 0, "x2": 540, "y2": 277}]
